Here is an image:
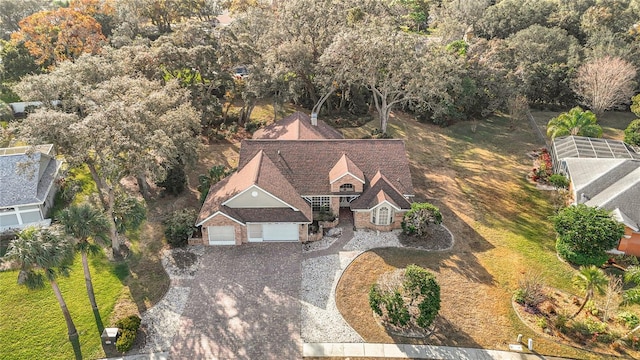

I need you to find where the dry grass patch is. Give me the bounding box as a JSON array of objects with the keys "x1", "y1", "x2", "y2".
[{"x1": 335, "y1": 112, "x2": 619, "y2": 359}]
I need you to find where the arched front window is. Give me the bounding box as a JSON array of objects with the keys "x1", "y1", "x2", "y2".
[
  {"x1": 339, "y1": 183, "x2": 354, "y2": 192},
  {"x1": 371, "y1": 206, "x2": 392, "y2": 225}
]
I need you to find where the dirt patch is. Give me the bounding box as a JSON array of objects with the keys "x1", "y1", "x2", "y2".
[
  {"x1": 398, "y1": 225, "x2": 453, "y2": 251},
  {"x1": 171, "y1": 251, "x2": 197, "y2": 270}
]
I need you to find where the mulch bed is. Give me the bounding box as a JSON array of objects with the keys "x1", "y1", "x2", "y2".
[
  {"x1": 513, "y1": 286, "x2": 639, "y2": 357},
  {"x1": 398, "y1": 225, "x2": 453, "y2": 251}
]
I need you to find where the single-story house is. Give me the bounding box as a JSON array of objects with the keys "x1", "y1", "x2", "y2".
[
  {"x1": 195, "y1": 112, "x2": 414, "y2": 245},
  {"x1": 551, "y1": 136, "x2": 640, "y2": 255},
  {"x1": 0, "y1": 144, "x2": 62, "y2": 233}
]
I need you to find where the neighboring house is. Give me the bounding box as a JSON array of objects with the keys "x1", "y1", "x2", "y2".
[
  {"x1": 196, "y1": 112, "x2": 414, "y2": 245},
  {"x1": 0, "y1": 144, "x2": 62, "y2": 233},
  {"x1": 551, "y1": 136, "x2": 640, "y2": 256}
]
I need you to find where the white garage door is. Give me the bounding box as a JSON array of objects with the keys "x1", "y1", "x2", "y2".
[
  {"x1": 262, "y1": 223, "x2": 299, "y2": 242},
  {"x1": 208, "y1": 226, "x2": 236, "y2": 245}
]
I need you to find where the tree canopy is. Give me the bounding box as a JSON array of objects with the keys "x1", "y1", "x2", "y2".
[
  {"x1": 11, "y1": 7, "x2": 107, "y2": 67},
  {"x1": 14, "y1": 51, "x2": 201, "y2": 252}
]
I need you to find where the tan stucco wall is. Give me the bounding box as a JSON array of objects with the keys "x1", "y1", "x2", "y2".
[
  {"x1": 331, "y1": 174, "x2": 363, "y2": 193},
  {"x1": 225, "y1": 186, "x2": 289, "y2": 208},
  {"x1": 200, "y1": 215, "x2": 246, "y2": 245},
  {"x1": 353, "y1": 210, "x2": 404, "y2": 231},
  {"x1": 330, "y1": 197, "x2": 340, "y2": 215},
  {"x1": 618, "y1": 226, "x2": 640, "y2": 256}
]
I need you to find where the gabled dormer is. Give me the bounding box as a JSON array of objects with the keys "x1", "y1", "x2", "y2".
[{"x1": 329, "y1": 154, "x2": 365, "y2": 193}]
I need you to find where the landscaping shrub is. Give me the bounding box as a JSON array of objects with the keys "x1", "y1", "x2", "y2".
[
  {"x1": 553, "y1": 205, "x2": 624, "y2": 266},
  {"x1": 402, "y1": 203, "x2": 443, "y2": 237},
  {"x1": 624, "y1": 119, "x2": 640, "y2": 146},
  {"x1": 515, "y1": 271, "x2": 546, "y2": 308},
  {"x1": 548, "y1": 174, "x2": 569, "y2": 189},
  {"x1": 556, "y1": 238, "x2": 610, "y2": 266},
  {"x1": 114, "y1": 315, "x2": 141, "y2": 353},
  {"x1": 115, "y1": 315, "x2": 141, "y2": 331},
  {"x1": 536, "y1": 317, "x2": 548, "y2": 329},
  {"x1": 368, "y1": 285, "x2": 384, "y2": 316},
  {"x1": 115, "y1": 329, "x2": 136, "y2": 353},
  {"x1": 618, "y1": 311, "x2": 640, "y2": 329},
  {"x1": 555, "y1": 313, "x2": 570, "y2": 333},
  {"x1": 164, "y1": 209, "x2": 198, "y2": 247},
  {"x1": 368, "y1": 265, "x2": 440, "y2": 330},
  {"x1": 572, "y1": 318, "x2": 607, "y2": 336},
  {"x1": 384, "y1": 290, "x2": 410, "y2": 326}
]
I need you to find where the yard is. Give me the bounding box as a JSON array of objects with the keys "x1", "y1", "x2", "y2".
[{"x1": 337, "y1": 111, "x2": 638, "y2": 359}]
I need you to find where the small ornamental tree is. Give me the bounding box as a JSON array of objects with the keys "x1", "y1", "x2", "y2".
[
  {"x1": 368, "y1": 265, "x2": 441, "y2": 329},
  {"x1": 553, "y1": 204, "x2": 625, "y2": 266},
  {"x1": 402, "y1": 202, "x2": 443, "y2": 237}
]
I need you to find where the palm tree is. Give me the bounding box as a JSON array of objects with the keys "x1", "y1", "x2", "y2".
[
  {"x1": 572, "y1": 265, "x2": 609, "y2": 317},
  {"x1": 4, "y1": 226, "x2": 82, "y2": 359},
  {"x1": 546, "y1": 106, "x2": 603, "y2": 139},
  {"x1": 58, "y1": 203, "x2": 110, "y2": 314}
]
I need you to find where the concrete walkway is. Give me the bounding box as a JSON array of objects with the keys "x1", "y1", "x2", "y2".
[{"x1": 304, "y1": 343, "x2": 572, "y2": 359}]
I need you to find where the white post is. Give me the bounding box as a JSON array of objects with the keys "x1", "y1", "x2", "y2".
[
  {"x1": 527, "y1": 338, "x2": 533, "y2": 351},
  {"x1": 311, "y1": 112, "x2": 318, "y2": 126},
  {"x1": 517, "y1": 334, "x2": 523, "y2": 343}
]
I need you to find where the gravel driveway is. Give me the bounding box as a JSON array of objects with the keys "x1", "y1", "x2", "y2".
[{"x1": 159, "y1": 243, "x2": 302, "y2": 359}]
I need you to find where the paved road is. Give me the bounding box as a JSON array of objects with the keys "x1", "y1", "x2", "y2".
[{"x1": 169, "y1": 243, "x2": 302, "y2": 359}]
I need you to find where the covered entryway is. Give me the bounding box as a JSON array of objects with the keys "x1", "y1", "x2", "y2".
[
  {"x1": 248, "y1": 223, "x2": 299, "y2": 242},
  {"x1": 207, "y1": 226, "x2": 236, "y2": 245}
]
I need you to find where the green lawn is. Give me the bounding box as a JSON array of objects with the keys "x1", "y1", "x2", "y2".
[{"x1": 0, "y1": 253, "x2": 125, "y2": 360}]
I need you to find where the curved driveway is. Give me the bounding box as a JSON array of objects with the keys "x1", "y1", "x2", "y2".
[{"x1": 169, "y1": 243, "x2": 302, "y2": 359}]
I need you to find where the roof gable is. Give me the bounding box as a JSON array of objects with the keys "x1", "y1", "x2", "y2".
[
  {"x1": 351, "y1": 170, "x2": 411, "y2": 210},
  {"x1": 329, "y1": 154, "x2": 365, "y2": 184},
  {"x1": 252, "y1": 111, "x2": 343, "y2": 140},
  {"x1": 585, "y1": 167, "x2": 640, "y2": 227},
  {"x1": 197, "y1": 150, "x2": 312, "y2": 225}
]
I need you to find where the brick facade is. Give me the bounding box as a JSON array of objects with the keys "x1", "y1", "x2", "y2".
[
  {"x1": 330, "y1": 174, "x2": 364, "y2": 193},
  {"x1": 353, "y1": 210, "x2": 405, "y2": 231},
  {"x1": 200, "y1": 215, "x2": 246, "y2": 245}
]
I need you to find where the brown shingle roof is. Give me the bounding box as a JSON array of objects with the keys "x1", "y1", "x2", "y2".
[
  {"x1": 239, "y1": 139, "x2": 414, "y2": 197},
  {"x1": 197, "y1": 150, "x2": 312, "y2": 225},
  {"x1": 329, "y1": 154, "x2": 365, "y2": 184},
  {"x1": 351, "y1": 171, "x2": 412, "y2": 210},
  {"x1": 252, "y1": 111, "x2": 343, "y2": 140}
]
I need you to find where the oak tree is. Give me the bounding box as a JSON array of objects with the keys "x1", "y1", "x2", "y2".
[{"x1": 11, "y1": 8, "x2": 106, "y2": 67}]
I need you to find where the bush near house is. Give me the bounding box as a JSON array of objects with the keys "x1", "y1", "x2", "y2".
[
  {"x1": 552, "y1": 204, "x2": 625, "y2": 266},
  {"x1": 548, "y1": 174, "x2": 569, "y2": 189},
  {"x1": 402, "y1": 203, "x2": 442, "y2": 237},
  {"x1": 164, "y1": 209, "x2": 198, "y2": 247}
]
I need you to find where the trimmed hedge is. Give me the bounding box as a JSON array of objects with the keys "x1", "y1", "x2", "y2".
[{"x1": 164, "y1": 208, "x2": 197, "y2": 247}]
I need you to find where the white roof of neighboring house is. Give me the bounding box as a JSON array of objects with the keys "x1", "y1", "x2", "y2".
[
  {"x1": 0, "y1": 145, "x2": 61, "y2": 208},
  {"x1": 554, "y1": 136, "x2": 640, "y2": 231}
]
